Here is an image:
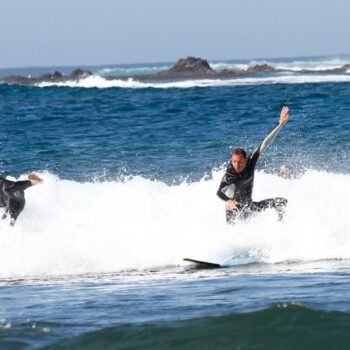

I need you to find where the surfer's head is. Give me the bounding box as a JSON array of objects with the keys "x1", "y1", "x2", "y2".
[{"x1": 231, "y1": 148, "x2": 247, "y2": 173}]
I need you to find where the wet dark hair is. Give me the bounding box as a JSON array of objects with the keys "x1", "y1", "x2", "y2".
[{"x1": 231, "y1": 148, "x2": 247, "y2": 159}]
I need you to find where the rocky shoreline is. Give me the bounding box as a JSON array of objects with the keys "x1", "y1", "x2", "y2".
[
  {"x1": 1, "y1": 68, "x2": 93, "y2": 85},
  {"x1": 1, "y1": 57, "x2": 350, "y2": 85}
]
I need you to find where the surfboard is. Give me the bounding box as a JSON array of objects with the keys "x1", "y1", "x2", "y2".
[{"x1": 183, "y1": 258, "x2": 221, "y2": 269}]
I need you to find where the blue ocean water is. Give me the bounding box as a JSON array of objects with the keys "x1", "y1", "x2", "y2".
[{"x1": 0, "y1": 56, "x2": 350, "y2": 349}]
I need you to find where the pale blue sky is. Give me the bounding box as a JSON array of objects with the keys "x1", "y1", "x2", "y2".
[{"x1": 1, "y1": 0, "x2": 349, "y2": 68}]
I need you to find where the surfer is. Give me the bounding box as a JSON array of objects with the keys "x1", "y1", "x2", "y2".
[
  {"x1": 0, "y1": 173, "x2": 43, "y2": 226},
  {"x1": 217, "y1": 106, "x2": 289, "y2": 224}
]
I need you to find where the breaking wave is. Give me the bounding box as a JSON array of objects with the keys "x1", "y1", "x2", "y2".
[{"x1": 0, "y1": 169, "x2": 348, "y2": 278}]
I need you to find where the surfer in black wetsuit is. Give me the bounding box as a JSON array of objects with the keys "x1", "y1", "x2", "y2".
[
  {"x1": 217, "y1": 106, "x2": 289, "y2": 224},
  {"x1": 0, "y1": 173, "x2": 43, "y2": 226}
]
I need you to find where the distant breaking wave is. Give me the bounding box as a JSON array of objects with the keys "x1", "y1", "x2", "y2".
[
  {"x1": 97, "y1": 65, "x2": 171, "y2": 77},
  {"x1": 36, "y1": 73, "x2": 350, "y2": 89},
  {"x1": 211, "y1": 56, "x2": 350, "y2": 73}
]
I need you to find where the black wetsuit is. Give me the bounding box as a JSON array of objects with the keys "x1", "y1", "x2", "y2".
[
  {"x1": 217, "y1": 123, "x2": 287, "y2": 224},
  {"x1": 0, "y1": 177, "x2": 33, "y2": 225}
]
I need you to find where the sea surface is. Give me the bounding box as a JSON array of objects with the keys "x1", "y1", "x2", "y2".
[{"x1": 0, "y1": 55, "x2": 349, "y2": 349}]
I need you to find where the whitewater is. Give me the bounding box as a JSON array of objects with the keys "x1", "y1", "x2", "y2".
[
  {"x1": 0, "y1": 169, "x2": 348, "y2": 279},
  {"x1": 36, "y1": 74, "x2": 350, "y2": 89}
]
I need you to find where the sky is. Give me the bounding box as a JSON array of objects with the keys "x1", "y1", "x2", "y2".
[{"x1": 1, "y1": 0, "x2": 349, "y2": 68}]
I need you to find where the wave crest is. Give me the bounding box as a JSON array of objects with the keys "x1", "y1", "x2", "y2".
[
  {"x1": 0, "y1": 170, "x2": 349, "y2": 277},
  {"x1": 35, "y1": 73, "x2": 350, "y2": 89}
]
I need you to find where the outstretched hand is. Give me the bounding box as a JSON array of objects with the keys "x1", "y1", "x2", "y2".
[
  {"x1": 28, "y1": 173, "x2": 43, "y2": 186},
  {"x1": 279, "y1": 106, "x2": 289, "y2": 125}
]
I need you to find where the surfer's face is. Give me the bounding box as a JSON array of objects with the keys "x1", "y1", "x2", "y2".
[{"x1": 232, "y1": 154, "x2": 247, "y2": 173}]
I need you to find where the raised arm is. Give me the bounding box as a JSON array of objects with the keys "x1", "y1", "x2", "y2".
[
  {"x1": 250, "y1": 106, "x2": 289, "y2": 165},
  {"x1": 3, "y1": 173, "x2": 43, "y2": 194}
]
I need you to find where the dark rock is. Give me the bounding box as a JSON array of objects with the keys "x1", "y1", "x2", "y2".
[
  {"x1": 2, "y1": 75, "x2": 30, "y2": 85},
  {"x1": 167, "y1": 57, "x2": 213, "y2": 74},
  {"x1": 1, "y1": 68, "x2": 92, "y2": 85},
  {"x1": 40, "y1": 73, "x2": 55, "y2": 81},
  {"x1": 70, "y1": 69, "x2": 92, "y2": 79},
  {"x1": 53, "y1": 71, "x2": 63, "y2": 78},
  {"x1": 246, "y1": 64, "x2": 279, "y2": 74},
  {"x1": 119, "y1": 57, "x2": 217, "y2": 81}
]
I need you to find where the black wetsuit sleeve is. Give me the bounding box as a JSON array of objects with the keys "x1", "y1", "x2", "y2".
[
  {"x1": 3, "y1": 180, "x2": 32, "y2": 194},
  {"x1": 249, "y1": 123, "x2": 284, "y2": 167}
]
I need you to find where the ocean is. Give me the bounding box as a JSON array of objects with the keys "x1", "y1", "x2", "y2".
[{"x1": 0, "y1": 55, "x2": 349, "y2": 349}]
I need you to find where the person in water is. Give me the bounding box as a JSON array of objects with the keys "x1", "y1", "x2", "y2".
[
  {"x1": 217, "y1": 106, "x2": 289, "y2": 224},
  {"x1": 0, "y1": 173, "x2": 43, "y2": 226}
]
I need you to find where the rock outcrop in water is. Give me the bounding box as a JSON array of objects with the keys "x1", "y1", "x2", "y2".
[
  {"x1": 104, "y1": 57, "x2": 350, "y2": 81},
  {"x1": 169, "y1": 57, "x2": 213, "y2": 74},
  {"x1": 2, "y1": 69, "x2": 93, "y2": 85},
  {"x1": 143, "y1": 57, "x2": 216, "y2": 79},
  {"x1": 101, "y1": 57, "x2": 284, "y2": 81},
  {"x1": 1, "y1": 56, "x2": 350, "y2": 85}
]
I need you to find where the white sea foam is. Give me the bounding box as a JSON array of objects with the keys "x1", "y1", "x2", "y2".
[
  {"x1": 36, "y1": 73, "x2": 350, "y2": 89},
  {"x1": 96, "y1": 65, "x2": 170, "y2": 77},
  {"x1": 211, "y1": 57, "x2": 350, "y2": 72},
  {"x1": 273, "y1": 57, "x2": 350, "y2": 71},
  {"x1": 0, "y1": 170, "x2": 348, "y2": 278},
  {"x1": 210, "y1": 62, "x2": 250, "y2": 71}
]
